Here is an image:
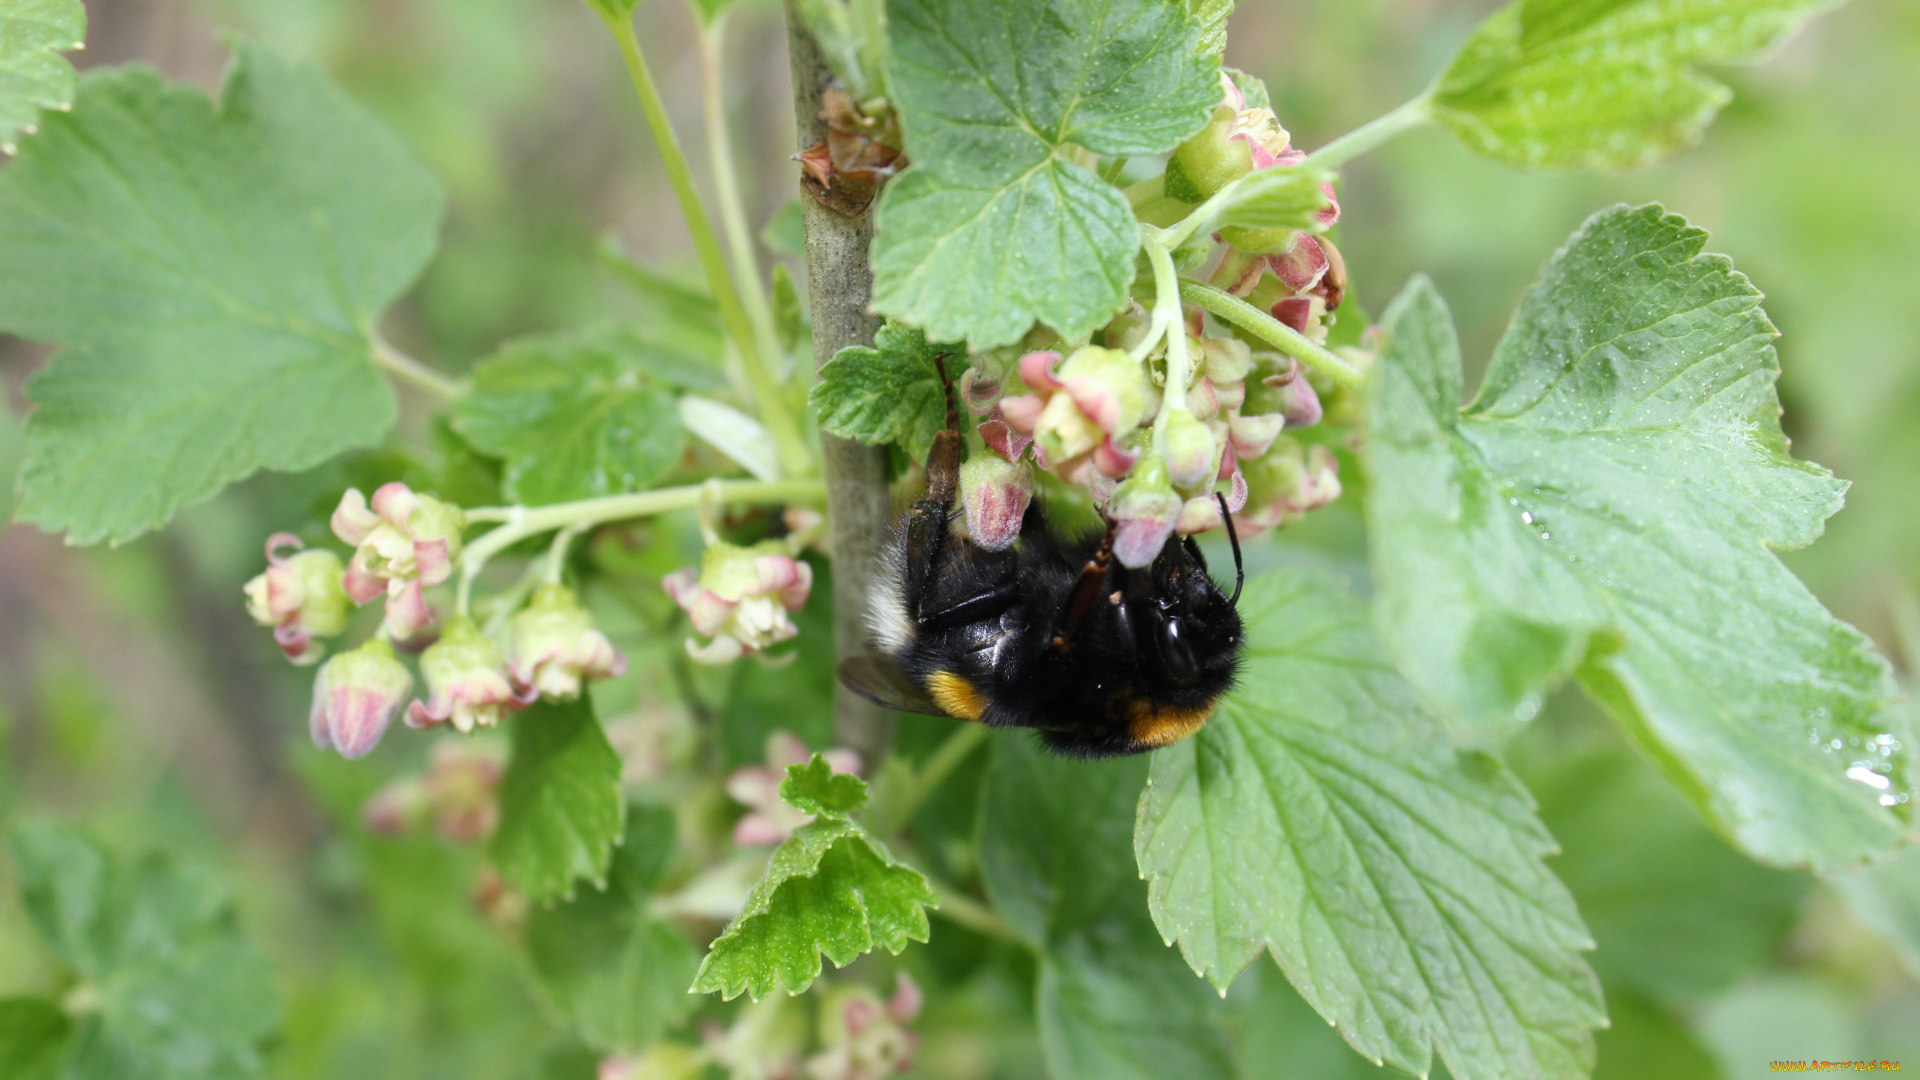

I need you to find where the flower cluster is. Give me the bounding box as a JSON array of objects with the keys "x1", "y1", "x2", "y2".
[
  {"x1": 663, "y1": 540, "x2": 814, "y2": 665},
  {"x1": 246, "y1": 483, "x2": 628, "y2": 760},
  {"x1": 804, "y1": 975, "x2": 924, "y2": 1080},
  {"x1": 362, "y1": 736, "x2": 507, "y2": 842}
]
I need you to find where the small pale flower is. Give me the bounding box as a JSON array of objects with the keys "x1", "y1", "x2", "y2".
[
  {"x1": 805, "y1": 975, "x2": 924, "y2": 1080},
  {"x1": 1236, "y1": 439, "x2": 1343, "y2": 535},
  {"x1": 506, "y1": 584, "x2": 628, "y2": 700},
  {"x1": 1109, "y1": 456, "x2": 1183, "y2": 569},
  {"x1": 726, "y1": 731, "x2": 862, "y2": 846},
  {"x1": 421, "y1": 737, "x2": 506, "y2": 842},
  {"x1": 663, "y1": 542, "x2": 814, "y2": 665},
  {"x1": 1001, "y1": 347, "x2": 1149, "y2": 478},
  {"x1": 406, "y1": 616, "x2": 526, "y2": 734},
  {"x1": 310, "y1": 638, "x2": 413, "y2": 759},
  {"x1": 332, "y1": 482, "x2": 466, "y2": 640},
  {"x1": 959, "y1": 453, "x2": 1033, "y2": 552},
  {"x1": 244, "y1": 533, "x2": 351, "y2": 665}
]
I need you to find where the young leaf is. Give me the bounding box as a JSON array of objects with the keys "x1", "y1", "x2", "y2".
[
  {"x1": 1133, "y1": 568, "x2": 1604, "y2": 1080},
  {"x1": 0, "y1": 997, "x2": 69, "y2": 1080},
  {"x1": 760, "y1": 199, "x2": 806, "y2": 259},
  {"x1": 0, "y1": 45, "x2": 444, "y2": 544},
  {"x1": 7, "y1": 822, "x2": 280, "y2": 1080},
  {"x1": 1432, "y1": 0, "x2": 1846, "y2": 169},
  {"x1": 1189, "y1": 0, "x2": 1234, "y2": 56},
  {"x1": 524, "y1": 804, "x2": 698, "y2": 1053},
  {"x1": 810, "y1": 322, "x2": 961, "y2": 463},
  {"x1": 0, "y1": 0, "x2": 84, "y2": 152},
  {"x1": 691, "y1": 756, "x2": 936, "y2": 1001},
  {"x1": 453, "y1": 328, "x2": 689, "y2": 505},
  {"x1": 873, "y1": 0, "x2": 1220, "y2": 348},
  {"x1": 492, "y1": 697, "x2": 626, "y2": 902},
  {"x1": 793, "y1": 0, "x2": 890, "y2": 104},
  {"x1": 1365, "y1": 204, "x2": 1913, "y2": 871},
  {"x1": 680, "y1": 395, "x2": 780, "y2": 482},
  {"x1": 980, "y1": 738, "x2": 1235, "y2": 1080}
]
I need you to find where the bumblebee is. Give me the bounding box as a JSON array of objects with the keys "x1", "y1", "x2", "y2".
[{"x1": 838, "y1": 360, "x2": 1244, "y2": 757}]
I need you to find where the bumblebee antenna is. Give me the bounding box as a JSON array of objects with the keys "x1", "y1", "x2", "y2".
[
  {"x1": 1215, "y1": 493, "x2": 1243, "y2": 606},
  {"x1": 932, "y1": 353, "x2": 958, "y2": 435}
]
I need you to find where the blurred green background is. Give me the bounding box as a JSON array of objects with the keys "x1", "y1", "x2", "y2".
[{"x1": 1, "y1": 0, "x2": 1917, "y2": 1077}]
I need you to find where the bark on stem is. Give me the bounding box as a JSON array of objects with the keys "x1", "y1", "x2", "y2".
[{"x1": 784, "y1": 3, "x2": 895, "y2": 763}]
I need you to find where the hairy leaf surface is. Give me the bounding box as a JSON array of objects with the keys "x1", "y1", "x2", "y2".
[
  {"x1": 1366, "y1": 205, "x2": 1911, "y2": 871},
  {"x1": 0, "y1": 46, "x2": 442, "y2": 544},
  {"x1": 982, "y1": 739, "x2": 1234, "y2": 1080},
  {"x1": 492, "y1": 698, "x2": 626, "y2": 902},
  {"x1": 1433, "y1": 0, "x2": 1845, "y2": 168},
  {"x1": 873, "y1": 0, "x2": 1219, "y2": 347},
  {"x1": 8, "y1": 823, "x2": 279, "y2": 1080},
  {"x1": 1134, "y1": 568, "x2": 1603, "y2": 1080},
  {"x1": 0, "y1": 0, "x2": 83, "y2": 151},
  {"x1": 810, "y1": 323, "x2": 960, "y2": 462},
  {"x1": 524, "y1": 804, "x2": 696, "y2": 1053},
  {"x1": 692, "y1": 757, "x2": 935, "y2": 1000},
  {"x1": 454, "y1": 328, "x2": 689, "y2": 505}
]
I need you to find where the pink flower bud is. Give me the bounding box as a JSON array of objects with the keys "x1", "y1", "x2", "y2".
[
  {"x1": 1109, "y1": 457, "x2": 1182, "y2": 569},
  {"x1": 664, "y1": 542, "x2": 814, "y2": 665},
  {"x1": 886, "y1": 973, "x2": 923, "y2": 1024},
  {"x1": 978, "y1": 416, "x2": 1033, "y2": 462},
  {"x1": 959, "y1": 454, "x2": 1033, "y2": 552},
  {"x1": 1162, "y1": 410, "x2": 1218, "y2": 489},
  {"x1": 310, "y1": 638, "x2": 412, "y2": 759},
  {"x1": 506, "y1": 584, "x2": 628, "y2": 701},
  {"x1": 406, "y1": 616, "x2": 526, "y2": 735},
  {"x1": 1266, "y1": 233, "x2": 1330, "y2": 292},
  {"x1": 245, "y1": 534, "x2": 351, "y2": 665}
]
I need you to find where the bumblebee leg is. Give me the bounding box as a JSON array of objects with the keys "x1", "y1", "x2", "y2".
[{"x1": 1049, "y1": 524, "x2": 1116, "y2": 652}]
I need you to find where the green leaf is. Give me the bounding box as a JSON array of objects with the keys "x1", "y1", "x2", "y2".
[
  {"x1": 7, "y1": 822, "x2": 279, "y2": 1080},
  {"x1": 0, "y1": 44, "x2": 444, "y2": 545},
  {"x1": 810, "y1": 322, "x2": 960, "y2": 463},
  {"x1": 771, "y1": 263, "x2": 805, "y2": 356},
  {"x1": 1364, "y1": 204, "x2": 1912, "y2": 871},
  {"x1": 761, "y1": 199, "x2": 806, "y2": 259},
  {"x1": 979, "y1": 738, "x2": 1234, "y2": 1080},
  {"x1": 0, "y1": 997, "x2": 69, "y2": 1080},
  {"x1": 0, "y1": 0, "x2": 84, "y2": 152},
  {"x1": 1133, "y1": 568, "x2": 1604, "y2": 1080},
  {"x1": 690, "y1": 768, "x2": 935, "y2": 1001},
  {"x1": 580, "y1": 0, "x2": 642, "y2": 23},
  {"x1": 1432, "y1": 0, "x2": 1846, "y2": 169},
  {"x1": 872, "y1": 0, "x2": 1220, "y2": 348},
  {"x1": 1212, "y1": 166, "x2": 1335, "y2": 232},
  {"x1": 492, "y1": 697, "x2": 626, "y2": 902},
  {"x1": 453, "y1": 328, "x2": 689, "y2": 505},
  {"x1": 1189, "y1": 0, "x2": 1233, "y2": 55},
  {"x1": 525, "y1": 804, "x2": 697, "y2": 1054},
  {"x1": 1520, "y1": 733, "x2": 1808, "y2": 1006},
  {"x1": 779, "y1": 754, "x2": 868, "y2": 817},
  {"x1": 1830, "y1": 841, "x2": 1920, "y2": 981}
]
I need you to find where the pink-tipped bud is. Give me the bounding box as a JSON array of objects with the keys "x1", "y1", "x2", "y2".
[
  {"x1": 979, "y1": 416, "x2": 1033, "y2": 462},
  {"x1": 887, "y1": 973, "x2": 924, "y2": 1024},
  {"x1": 959, "y1": 454, "x2": 1033, "y2": 552},
  {"x1": 1018, "y1": 350, "x2": 1065, "y2": 392},
  {"x1": 506, "y1": 584, "x2": 628, "y2": 701},
  {"x1": 1162, "y1": 409, "x2": 1218, "y2": 489},
  {"x1": 1247, "y1": 354, "x2": 1323, "y2": 429},
  {"x1": 406, "y1": 616, "x2": 525, "y2": 735},
  {"x1": 1228, "y1": 412, "x2": 1286, "y2": 460},
  {"x1": 1109, "y1": 457, "x2": 1182, "y2": 569},
  {"x1": 310, "y1": 638, "x2": 412, "y2": 759}
]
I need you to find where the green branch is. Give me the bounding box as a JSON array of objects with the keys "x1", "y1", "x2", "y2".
[
  {"x1": 1179, "y1": 279, "x2": 1367, "y2": 391},
  {"x1": 370, "y1": 335, "x2": 464, "y2": 400},
  {"x1": 1301, "y1": 93, "x2": 1434, "y2": 171},
  {"x1": 597, "y1": 9, "x2": 813, "y2": 478}
]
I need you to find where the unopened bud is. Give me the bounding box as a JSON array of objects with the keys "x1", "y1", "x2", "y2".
[
  {"x1": 959, "y1": 454, "x2": 1034, "y2": 552},
  {"x1": 311, "y1": 638, "x2": 412, "y2": 759}
]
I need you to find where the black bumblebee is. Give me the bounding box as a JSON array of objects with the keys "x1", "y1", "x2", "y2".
[{"x1": 838, "y1": 359, "x2": 1244, "y2": 757}]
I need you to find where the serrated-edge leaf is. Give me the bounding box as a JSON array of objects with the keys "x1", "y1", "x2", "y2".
[
  {"x1": 492, "y1": 698, "x2": 626, "y2": 902},
  {"x1": 1364, "y1": 204, "x2": 1912, "y2": 872},
  {"x1": 0, "y1": 0, "x2": 85, "y2": 152},
  {"x1": 779, "y1": 754, "x2": 869, "y2": 817},
  {"x1": 690, "y1": 818, "x2": 935, "y2": 1001},
  {"x1": 1135, "y1": 568, "x2": 1604, "y2": 1080},
  {"x1": 1432, "y1": 0, "x2": 1847, "y2": 169},
  {"x1": 1213, "y1": 166, "x2": 1335, "y2": 232},
  {"x1": 809, "y1": 322, "x2": 958, "y2": 461}
]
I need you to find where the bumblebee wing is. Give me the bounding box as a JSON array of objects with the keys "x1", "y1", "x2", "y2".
[{"x1": 836, "y1": 653, "x2": 949, "y2": 717}]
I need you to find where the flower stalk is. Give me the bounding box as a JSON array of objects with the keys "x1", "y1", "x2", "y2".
[{"x1": 1300, "y1": 92, "x2": 1434, "y2": 171}]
